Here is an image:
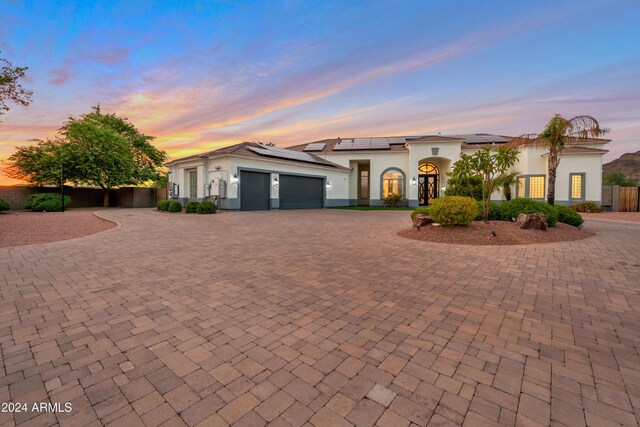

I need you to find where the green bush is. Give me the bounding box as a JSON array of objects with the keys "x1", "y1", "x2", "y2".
[
  {"x1": 554, "y1": 205, "x2": 584, "y2": 227},
  {"x1": 570, "y1": 201, "x2": 603, "y2": 213},
  {"x1": 500, "y1": 198, "x2": 558, "y2": 227},
  {"x1": 185, "y1": 201, "x2": 201, "y2": 213},
  {"x1": 444, "y1": 175, "x2": 484, "y2": 201},
  {"x1": 24, "y1": 193, "x2": 70, "y2": 212},
  {"x1": 429, "y1": 196, "x2": 478, "y2": 226},
  {"x1": 197, "y1": 200, "x2": 217, "y2": 214},
  {"x1": 410, "y1": 207, "x2": 431, "y2": 220},
  {"x1": 157, "y1": 200, "x2": 171, "y2": 211},
  {"x1": 475, "y1": 201, "x2": 502, "y2": 221},
  {"x1": 383, "y1": 193, "x2": 404, "y2": 208},
  {"x1": 0, "y1": 198, "x2": 9, "y2": 211},
  {"x1": 168, "y1": 200, "x2": 183, "y2": 212}
]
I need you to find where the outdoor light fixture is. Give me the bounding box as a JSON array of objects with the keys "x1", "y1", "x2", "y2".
[
  {"x1": 273, "y1": 177, "x2": 279, "y2": 187},
  {"x1": 230, "y1": 173, "x2": 239, "y2": 184},
  {"x1": 411, "y1": 177, "x2": 417, "y2": 186},
  {"x1": 326, "y1": 180, "x2": 331, "y2": 189}
]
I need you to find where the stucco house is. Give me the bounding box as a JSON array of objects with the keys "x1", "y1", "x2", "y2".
[{"x1": 165, "y1": 134, "x2": 609, "y2": 210}]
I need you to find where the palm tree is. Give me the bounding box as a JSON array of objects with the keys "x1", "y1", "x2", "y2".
[
  {"x1": 509, "y1": 115, "x2": 607, "y2": 205},
  {"x1": 495, "y1": 171, "x2": 519, "y2": 201}
]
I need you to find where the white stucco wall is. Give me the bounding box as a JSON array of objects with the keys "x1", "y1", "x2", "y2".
[{"x1": 554, "y1": 154, "x2": 603, "y2": 202}]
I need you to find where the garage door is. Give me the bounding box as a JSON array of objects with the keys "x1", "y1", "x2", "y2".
[
  {"x1": 240, "y1": 171, "x2": 270, "y2": 211},
  {"x1": 279, "y1": 175, "x2": 324, "y2": 209}
]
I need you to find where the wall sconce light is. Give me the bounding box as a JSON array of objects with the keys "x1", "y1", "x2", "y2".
[
  {"x1": 230, "y1": 173, "x2": 239, "y2": 184},
  {"x1": 326, "y1": 180, "x2": 331, "y2": 189},
  {"x1": 411, "y1": 177, "x2": 417, "y2": 186},
  {"x1": 273, "y1": 177, "x2": 279, "y2": 187}
]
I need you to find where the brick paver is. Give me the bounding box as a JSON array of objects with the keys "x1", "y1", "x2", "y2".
[{"x1": 1, "y1": 208, "x2": 639, "y2": 426}]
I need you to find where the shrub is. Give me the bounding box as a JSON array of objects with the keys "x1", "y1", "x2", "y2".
[
  {"x1": 410, "y1": 207, "x2": 431, "y2": 220},
  {"x1": 383, "y1": 193, "x2": 404, "y2": 208},
  {"x1": 185, "y1": 201, "x2": 201, "y2": 213},
  {"x1": 157, "y1": 200, "x2": 171, "y2": 211},
  {"x1": 444, "y1": 175, "x2": 484, "y2": 201},
  {"x1": 499, "y1": 198, "x2": 558, "y2": 227},
  {"x1": 570, "y1": 201, "x2": 603, "y2": 213},
  {"x1": 554, "y1": 205, "x2": 584, "y2": 227},
  {"x1": 168, "y1": 201, "x2": 183, "y2": 212},
  {"x1": 475, "y1": 201, "x2": 501, "y2": 221},
  {"x1": 197, "y1": 200, "x2": 217, "y2": 214},
  {"x1": 428, "y1": 196, "x2": 478, "y2": 226},
  {"x1": 0, "y1": 198, "x2": 9, "y2": 211},
  {"x1": 24, "y1": 193, "x2": 71, "y2": 212}
]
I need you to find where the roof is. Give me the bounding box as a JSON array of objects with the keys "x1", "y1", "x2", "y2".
[
  {"x1": 287, "y1": 134, "x2": 510, "y2": 154},
  {"x1": 541, "y1": 146, "x2": 609, "y2": 157},
  {"x1": 507, "y1": 135, "x2": 611, "y2": 148},
  {"x1": 165, "y1": 142, "x2": 351, "y2": 171}
]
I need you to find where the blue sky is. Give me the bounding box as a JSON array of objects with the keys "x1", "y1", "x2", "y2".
[{"x1": 1, "y1": 0, "x2": 639, "y2": 182}]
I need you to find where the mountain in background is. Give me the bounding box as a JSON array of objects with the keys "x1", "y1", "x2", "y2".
[{"x1": 603, "y1": 151, "x2": 640, "y2": 180}]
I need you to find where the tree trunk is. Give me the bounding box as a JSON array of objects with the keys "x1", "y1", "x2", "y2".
[
  {"x1": 103, "y1": 188, "x2": 109, "y2": 208},
  {"x1": 547, "y1": 150, "x2": 557, "y2": 206}
]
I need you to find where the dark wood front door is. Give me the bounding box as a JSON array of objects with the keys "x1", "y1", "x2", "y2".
[{"x1": 418, "y1": 174, "x2": 438, "y2": 206}]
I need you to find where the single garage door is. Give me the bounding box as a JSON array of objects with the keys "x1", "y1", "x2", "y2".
[
  {"x1": 240, "y1": 171, "x2": 270, "y2": 211},
  {"x1": 279, "y1": 175, "x2": 324, "y2": 209}
]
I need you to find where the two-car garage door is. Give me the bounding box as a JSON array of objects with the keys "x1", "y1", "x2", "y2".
[{"x1": 240, "y1": 171, "x2": 323, "y2": 211}]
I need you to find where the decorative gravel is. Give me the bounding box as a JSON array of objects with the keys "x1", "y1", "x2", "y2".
[
  {"x1": 0, "y1": 210, "x2": 116, "y2": 248},
  {"x1": 398, "y1": 220, "x2": 596, "y2": 245}
]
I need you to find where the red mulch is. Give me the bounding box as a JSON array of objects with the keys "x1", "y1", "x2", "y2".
[
  {"x1": 398, "y1": 221, "x2": 596, "y2": 245},
  {"x1": 0, "y1": 210, "x2": 116, "y2": 248}
]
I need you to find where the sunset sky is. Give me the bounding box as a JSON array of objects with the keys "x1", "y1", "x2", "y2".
[{"x1": 1, "y1": 0, "x2": 639, "y2": 184}]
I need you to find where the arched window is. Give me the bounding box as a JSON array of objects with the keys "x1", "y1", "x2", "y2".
[
  {"x1": 381, "y1": 168, "x2": 405, "y2": 197},
  {"x1": 419, "y1": 162, "x2": 439, "y2": 175}
]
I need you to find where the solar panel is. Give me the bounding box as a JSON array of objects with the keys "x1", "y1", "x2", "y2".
[
  {"x1": 387, "y1": 137, "x2": 407, "y2": 145},
  {"x1": 334, "y1": 138, "x2": 389, "y2": 150},
  {"x1": 248, "y1": 145, "x2": 333, "y2": 165},
  {"x1": 303, "y1": 142, "x2": 327, "y2": 152},
  {"x1": 450, "y1": 134, "x2": 508, "y2": 144}
]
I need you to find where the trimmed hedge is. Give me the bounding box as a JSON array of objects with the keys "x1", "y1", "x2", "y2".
[
  {"x1": 0, "y1": 198, "x2": 9, "y2": 211},
  {"x1": 570, "y1": 201, "x2": 603, "y2": 213},
  {"x1": 410, "y1": 207, "x2": 431, "y2": 220},
  {"x1": 429, "y1": 196, "x2": 477, "y2": 226},
  {"x1": 197, "y1": 200, "x2": 217, "y2": 214},
  {"x1": 168, "y1": 201, "x2": 183, "y2": 212},
  {"x1": 157, "y1": 200, "x2": 171, "y2": 211},
  {"x1": 475, "y1": 201, "x2": 501, "y2": 221},
  {"x1": 185, "y1": 201, "x2": 200, "y2": 213},
  {"x1": 499, "y1": 198, "x2": 558, "y2": 227},
  {"x1": 24, "y1": 193, "x2": 71, "y2": 212},
  {"x1": 554, "y1": 205, "x2": 584, "y2": 227}
]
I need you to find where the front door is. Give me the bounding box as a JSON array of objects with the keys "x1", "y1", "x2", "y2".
[
  {"x1": 418, "y1": 174, "x2": 438, "y2": 206},
  {"x1": 357, "y1": 164, "x2": 370, "y2": 205}
]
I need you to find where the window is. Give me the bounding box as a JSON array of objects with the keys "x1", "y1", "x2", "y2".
[
  {"x1": 382, "y1": 169, "x2": 405, "y2": 197},
  {"x1": 360, "y1": 170, "x2": 369, "y2": 197},
  {"x1": 570, "y1": 173, "x2": 585, "y2": 200},
  {"x1": 189, "y1": 170, "x2": 197, "y2": 199},
  {"x1": 418, "y1": 162, "x2": 439, "y2": 175},
  {"x1": 517, "y1": 175, "x2": 545, "y2": 199}
]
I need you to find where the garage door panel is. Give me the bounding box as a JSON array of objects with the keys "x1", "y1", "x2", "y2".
[
  {"x1": 280, "y1": 175, "x2": 323, "y2": 209},
  {"x1": 240, "y1": 171, "x2": 270, "y2": 211}
]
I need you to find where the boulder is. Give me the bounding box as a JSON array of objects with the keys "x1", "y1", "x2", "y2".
[
  {"x1": 413, "y1": 214, "x2": 434, "y2": 230},
  {"x1": 516, "y1": 213, "x2": 547, "y2": 230}
]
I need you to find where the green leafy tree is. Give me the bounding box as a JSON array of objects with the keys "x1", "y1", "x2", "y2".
[
  {"x1": 449, "y1": 146, "x2": 519, "y2": 221},
  {"x1": 4, "y1": 106, "x2": 167, "y2": 207},
  {"x1": 1, "y1": 52, "x2": 33, "y2": 117},
  {"x1": 444, "y1": 175, "x2": 483, "y2": 200},
  {"x1": 510, "y1": 115, "x2": 607, "y2": 205},
  {"x1": 603, "y1": 172, "x2": 639, "y2": 187}
]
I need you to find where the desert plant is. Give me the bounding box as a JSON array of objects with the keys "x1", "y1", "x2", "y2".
[
  {"x1": 168, "y1": 200, "x2": 182, "y2": 212},
  {"x1": 570, "y1": 201, "x2": 603, "y2": 213},
  {"x1": 495, "y1": 171, "x2": 519, "y2": 201},
  {"x1": 383, "y1": 192, "x2": 404, "y2": 208},
  {"x1": 24, "y1": 193, "x2": 70, "y2": 212},
  {"x1": 500, "y1": 198, "x2": 558, "y2": 227},
  {"x1": 474, "y1": 201, "x2": 501, "y2": 221},
  {"x1": 197, "y1": 200, "x2": 217, "y2": 214},
  {"x1": 0, "y1": 198, "x2": 9, "y2": 211},
  {"x1": 410, "y1": 207, "x2": 431, "y2": 220},
  {"x1": 185, "y1": 201, "x2": 201, "y2": 213},
  {"x1": 428, "y1": 196, "x2": 477, "y2": 226},
  {"x1": 554, "y1": 205, "x2": 584, "y2": 227}
]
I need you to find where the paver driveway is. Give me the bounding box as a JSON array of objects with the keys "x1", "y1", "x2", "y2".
[{"x1": 1, "y1": 209, "x2": 639, "y2": 427}]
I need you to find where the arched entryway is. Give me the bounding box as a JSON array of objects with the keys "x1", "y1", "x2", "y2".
[{"x1": 418, "y1": 161, "x2": 439, "y2": 206}]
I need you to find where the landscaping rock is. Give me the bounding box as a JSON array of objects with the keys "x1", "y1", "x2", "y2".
[
  {"x1": 516, "y1": 213, "x2": 548, "y2": 230},
  {"x1": 413, "y1": 214, "x2": 434, "y2": 230}
]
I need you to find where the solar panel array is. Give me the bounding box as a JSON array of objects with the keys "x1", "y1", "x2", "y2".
[
  {"x1": 334, "y1": 138, "x2": 390, "y2": 151},
  {"x1": 303, "y1": 142, "x2": 327, "y2": 152},
  {"x1": 248, "y1": 145, "x2": 332, "y2": 165}
]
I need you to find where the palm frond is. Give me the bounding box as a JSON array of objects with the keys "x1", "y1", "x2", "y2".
[
  {"x1": 566, "y1": 115, "x2": 608, "y2": 139},
  {"x1": 506, "y1": 133, "x2": 542, "y2": 148}
]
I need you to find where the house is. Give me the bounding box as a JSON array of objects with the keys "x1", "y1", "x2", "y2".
[{"x1": 165, "y1": 134, "x2": 609, "y2": 210}]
